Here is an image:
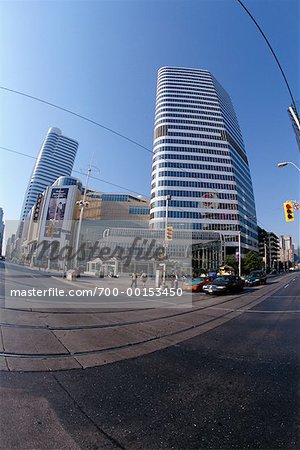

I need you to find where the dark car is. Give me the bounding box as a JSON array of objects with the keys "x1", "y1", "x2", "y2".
[
  {"x1": 245, "y1": 270, "x2": 267, "y2": 286},
  {"x1": 202, "y1": 275, "x2": 245, "y2": 295},
  {"x1": 0, "y1": 256, "x2": 5, "y2": 261}
]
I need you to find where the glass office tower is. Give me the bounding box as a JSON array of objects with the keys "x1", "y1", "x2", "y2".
[
  {"x1": 20, "y1": 127, "x2": 78, "y2": 220},
  {"x1": 150, "y1": 67, "x2": 258, "y2": 254}
]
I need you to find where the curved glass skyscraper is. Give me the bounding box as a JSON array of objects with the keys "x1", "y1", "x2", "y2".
[
  {"x1": 21, "y1": 127, "x2": 78, "y2": 220},
  {"x1": 150, "y1": 67, "x2": 258, "y2": 254}
]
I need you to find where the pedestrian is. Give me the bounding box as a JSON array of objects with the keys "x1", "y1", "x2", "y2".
[
  {"x1": 141, "y1": 272, "x2": 148, "y2": 287},
  {"x1": 131, "y1": 272, "x2": 138, "y2": 288},
  {"x1": 170, "y1": 273, "x2": 175, "y2": 288},
  {"x1": 173, "y1": 273, "x2": 179, "y2": 290}
]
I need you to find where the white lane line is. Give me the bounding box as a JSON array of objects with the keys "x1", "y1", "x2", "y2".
[
  {"x1": 284, "y1": 284, "x2": 290, "y2": 288},
  {"x1": 210, "y1": 307, "x2": 300, "y2": 314}
]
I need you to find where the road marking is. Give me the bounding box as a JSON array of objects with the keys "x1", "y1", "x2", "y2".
[
  {"x1": 284, "y1": 284, "x2": 290, "y2": 288},
  {"x1": 210, "y1": 307, "x2": 300, "y2": 314}
]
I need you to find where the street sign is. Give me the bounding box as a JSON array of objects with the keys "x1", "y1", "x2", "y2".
[{"x1": 292, "y1": 201, "x2": 300, "y2": 211}]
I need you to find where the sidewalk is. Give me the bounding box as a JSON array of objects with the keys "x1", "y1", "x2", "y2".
[{"x1": 52, "y1": 273, "x2": 183, "y2": 291}]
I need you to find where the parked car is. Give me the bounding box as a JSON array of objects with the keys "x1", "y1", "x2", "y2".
[
  {"x1": 0, "y1": 256, "x2": 5, "y2": 261},
  {"x1": 203, "y1": 275, "x2": 245, "y2": 295},
  {"x1": 245, "y1": 270, "x2": 267, "y2": 286},
  {"x1": 182, "y1": 276, "x2": 211, "y2": 292}
]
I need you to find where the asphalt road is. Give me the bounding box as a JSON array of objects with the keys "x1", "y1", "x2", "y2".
[{"x1": 0, "y1": 264, "x2": 299, "y2": 449}]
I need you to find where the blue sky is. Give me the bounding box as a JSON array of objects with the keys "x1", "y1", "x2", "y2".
[{"x1": 0, "y1": 0, "x2": 299, "y2": 246}]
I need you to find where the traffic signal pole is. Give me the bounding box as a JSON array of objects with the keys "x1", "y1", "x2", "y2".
[{"x1": 164, "y1": 195, "x2": 171, "y2": 242}]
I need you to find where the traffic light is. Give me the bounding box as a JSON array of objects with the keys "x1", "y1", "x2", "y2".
[
  {"x1": 284, "y1": 201, "x2": 294, "y2": 222},
  {"x1": 166, "y1": 225, "x2": 173, "y2": 241},
  {"x1": 76, "y1": 200, "x2": 89, "y2": 207}
]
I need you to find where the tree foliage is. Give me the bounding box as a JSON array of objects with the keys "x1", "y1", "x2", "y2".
[
  {"x1": 242, "y1": 251, "x2": 263, "y2": 274},
  {"x1": 223, "y1": 256, "x2": 238, "y2": 273}
]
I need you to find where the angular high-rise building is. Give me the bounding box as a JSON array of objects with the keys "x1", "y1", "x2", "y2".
[
  {"x1": 150, "y1": 67, "x2": 258, "y2": 254},
  {"x1": 20, "y1": 127, "x2": 78, "y2": 220},
  {"x1": 279, "y1": 235, "x2": 295, "y2": 266},
  {"x1": 258, "y1": 226, "x2": 280, "y2": 272}
]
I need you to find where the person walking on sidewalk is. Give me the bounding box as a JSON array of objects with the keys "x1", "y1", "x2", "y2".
[
  {"x1": 140, "y1": 272, "x2": 148, "y2": 287},
  {"x1": 173, "y1": 273, "x2": 179, "y2": 290},
  {"x1": 131, "y1": 272, "x2": 138, "y2": 288}
]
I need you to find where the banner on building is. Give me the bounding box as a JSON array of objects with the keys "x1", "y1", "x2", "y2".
[
  {"x1": 33, "y1": 193, "x2": 43, "y2": 222},
  {"x1": 45, "y1": 188, "x2": 69, "y2": 237}
]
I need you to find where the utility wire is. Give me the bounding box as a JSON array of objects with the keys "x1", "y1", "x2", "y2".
[
  {"x1": 0, "y1": 86, "x2": 153, "y2": 155},
  {"x1": 0, "y1": 84, "x2": 255, "y2": 191},
  {"x1": 75, "y1": 171, "x2": 149, "y2": 198},
  {"x1": 0, "y1": 86, "x2": 208, "y2": 183},
  {"x1": 0, "y1": 146, "x2": 36, "y2": 160},
  {"x1": 236, "y1": 0, "x2": 298, "y2": 111},
  {"x1": 1, "y1": 3, "x2": 297, "y2": 184},
  {"x1": 0, "y1": 76, "x2": 268, "y2": 203},
  {"x1": 2, "y1": 5, "x2": 296, "y2": 128},
  {"x1": 1, "y1": 5, "x2": 288, "y2": 233},
  {"x1": 0, "y1": 146, "x2": 149, "y2": 198}
]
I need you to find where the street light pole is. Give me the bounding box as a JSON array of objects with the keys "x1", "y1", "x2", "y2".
[
  {"x1": 264, "y1": 240, "x2": 268, "y2": 273},
  {"x1": 268, "y1": 234, "x2": 272, "y2": 273},
  {"x1": 277, "y1": 161, "x2": 300, "y2": 172},
  {"x1": 238, "y1": 231, "x2": 241, "y2": 277},
  {"x1": 162, "y1": 194, "x2": 171, "y2": 287},
  {"x1": 74, "y1": 166, "x2": 92, "y2": 269}
]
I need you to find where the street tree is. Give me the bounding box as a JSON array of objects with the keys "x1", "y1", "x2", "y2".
[
  {"x1": 223, "y1": 256, "x2": 238, "y2": 273},
  {"x1": 243, "y1": 251, "x2": 263, "y2": 274}
]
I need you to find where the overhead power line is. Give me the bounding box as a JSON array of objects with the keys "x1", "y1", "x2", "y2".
[
  {"x1": 236, "y1": 0, "x2": 298, "y2": 111},
  {"x1": 0, "y1": 86, "x2": 153, "y2": 155},
  {"x1": 0, "y1": 145, "x2": 149, "y2": 198},
  {"x1": 1, "y1": 85, "x2": 229, "y2": 186},
  {"x1": 74, "y1": 170, "x2": 149, "y2": 198},
  {"x1": 0, "y1": 85, "x2": 205, "y2": 185}
]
